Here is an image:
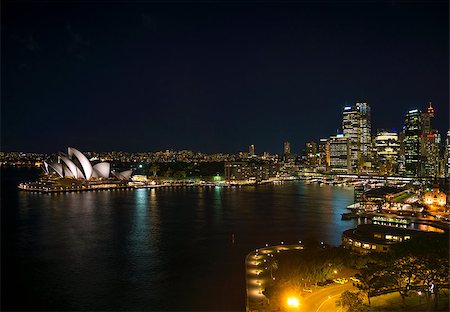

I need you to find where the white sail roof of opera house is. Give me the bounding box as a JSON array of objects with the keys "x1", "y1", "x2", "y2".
[
  {"x1": 68, "y1": 147, "x2": 93, "y2": 180},
  {"x1": 43, "y1": 147, "x2": 131, "y2": 181}
]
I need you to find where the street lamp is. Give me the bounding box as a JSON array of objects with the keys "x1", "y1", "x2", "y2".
[{"x1": 287, "y1": 297, "x2": 299, "y2": 308}]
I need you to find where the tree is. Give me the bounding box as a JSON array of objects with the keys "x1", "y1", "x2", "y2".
[
  {"x1": 354, "y1": 262, "x2": 387, "y2": 305},
  {"x1": 336, "y1": 291, "x2": 366, "y2": 312},
  {"x1": 388, "y1": 256, "x2": 421, "y2": 307},
  {"x1": 149, "y1": 164, "x2": 159, "y2": 178},
  {"x1": 268, "y1": 259, "x2": 278, "y2": 280}
]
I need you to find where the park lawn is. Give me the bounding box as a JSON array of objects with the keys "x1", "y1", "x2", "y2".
[
  {"x1": 391, "y1": 192, "x2": 413, "y2": 202},
  {"x1": 366, "y1": 290, "x2": 449, "y2": 311}
]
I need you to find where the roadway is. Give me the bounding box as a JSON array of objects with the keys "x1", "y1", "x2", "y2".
[{"x1": 301, "y1": 282, "x2": 356, "y2": 312}]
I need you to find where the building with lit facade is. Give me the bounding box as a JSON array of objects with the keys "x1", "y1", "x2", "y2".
[
  {"x1": 329, "y1": 134, "x2": 350, "y2": 173},
  {"x1": 249, "y1": 144, "x2": 255, "y2": 157},
  {"x1": 374, "y1": 130, "x2": 400, "y2": 175},
  {"x1": 342, "y1": 224, "x2": 443, "y2": 254},
  {"x1": 420, "y1": 103, "x2": 440, "y2": 178},
  {"x1": 423, "y1": 186, "x2": 447, "y2": 208},
  {"x1": 283, "y1": 141, "x2": 291, "y2": 155},
  {"x1": 43, "y1": 147, "x2": 131, "y2": 181},
  {"x1": 224, "y1": 160, "x2": 278, "y2": 182},
  {"x1": 342, "y1": 102, "x2": 371, "y2": 173},
  {"x1": 305, "y1": 141, "x2": 317, "y2": 169},
  {"x1": 403, "y1": 109, "x2": 422, "y2": 176},
  {"x1": 446, "y1": 130, "x2": 450, "y2": 178},
  {"x1": 316, "y1": 138, "x2": 329, "y2": 172}
]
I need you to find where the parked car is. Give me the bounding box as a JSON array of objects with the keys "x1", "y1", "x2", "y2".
[
  {"x1": 318, "y1": 279, "x2": 333, "y2": 286},
  {"x1": 334, "y1": 278, "x2": 348, "y2": 284}
]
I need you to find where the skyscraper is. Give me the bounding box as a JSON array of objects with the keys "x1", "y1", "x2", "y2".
[
  {"x1": 342, "y1": 102, "x2": 371, "y2": 173},
  {"x1": 403, "y1": 109, "x2": 421, "y2": 176},
  {"x1": 317, "y1": 138, "x2": 330, "y2": 172},
  {"x1": 249, "y1": 144, "x2": 255, "y2": 157},
  {"x1": 305, "y1": 141, "x2": 317, "y2": 169},
  {"x1": 445, "y1": 130, "x2": 450, "y2": 178},
  {"x1": 420, "y1": 102, "x2": 439, "y2": 177},
  {"x1": 374, "y1": 130, "x2": 400, "y2": 175},
  {"x1": 329, "y1": 134, "x2": 350, "y2": 173},
  {"x1": 283, "y1": 141, "x2": 291, "y2": 155}
]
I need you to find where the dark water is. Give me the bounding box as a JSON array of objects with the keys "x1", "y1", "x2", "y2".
[{"x1": 1, "y1": 168, "x2": 356, "y2": 311}]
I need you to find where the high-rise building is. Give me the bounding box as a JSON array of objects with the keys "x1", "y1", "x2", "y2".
[
  {"x1": 283, "y1": 141, "x2": 291, "y2": 155},
  {"x1": 420, "y1": 103, "x2": 439, "y2": 177},
  {"x1": 317, "y1": 138, "x2": 329, "y2": 172},
  {"x1": 305, "y1": 141, "x2": 317, "y2": 169},
  {"x1": 445, "y1": 130, "x2": 450, "y2": 178},
  {"x1": 403, "y1": 109, "x2": 421, "y2": 176},
  {"x1": 342, "y1": 102, "x2": 371, "y2": 173},
  {"x1": 249, "y1": 144, "x2": 255, "y2": 157},
  {"x1": 329, "y1": 134, "x2": 350, "y2": 173},
  {"x1": 374, "y1": 131, "x2": 400, "y2": 175}
]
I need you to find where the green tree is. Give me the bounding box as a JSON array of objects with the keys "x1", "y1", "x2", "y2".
[
  {"x1": 336, "y1": 291, "x2": 366, "y2": 312},
  {"x1": 354, "y1": 262, "x2": 387, "y2": 305},
  {"x1": 388, "y1": 256, "x2": 421, "y2": 307},
  {"x1": 269, "y1": 259, "x2": 278, "y2": 280},
  {"x1": 149, "y1": 164, "x2": 159, "y2": 177}
]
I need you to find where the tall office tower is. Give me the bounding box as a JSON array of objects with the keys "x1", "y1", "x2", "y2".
[
  {"x1": 317, "y1": 138, "x2": 330, "y2": 171},
  {"x1": 305, "y1": 141, "x2": 317, "y2": 168},
  {"x1": 357, "y1": 102, "x2": 372, "y2": 158},
  {"x1": 249, "y1": 144, "x2": 255, "y2": 157},
  {"x1": 403, "y1": 109, "x2": 422, "y2": 176},
  {"x1": 445, "y1": 130, "x2": 450, "y2": 178},
  {"x1": 374, "y1": 130, "x2": 400, "y2": 175},
  {"x1": 342, "y1": 102, "x2": 371, "y2": 173},
  {"x1": 283, "y1": 141, "x2": 291, "y2": 155},
  {"x1": 329, "y1": 134, "x2": 350, "y2": 174},
  {"x1": 420, "y1": 103, "x2": 439, "y2": 177}
]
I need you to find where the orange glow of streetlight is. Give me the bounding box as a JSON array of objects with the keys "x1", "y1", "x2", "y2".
[{"x1": 287, "y1": 297, "x2": 300, "y2": 308}]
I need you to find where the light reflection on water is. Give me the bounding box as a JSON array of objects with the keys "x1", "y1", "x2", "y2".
[{"x1": 4, "y1": 179, "x2": 357, "y2": 310}]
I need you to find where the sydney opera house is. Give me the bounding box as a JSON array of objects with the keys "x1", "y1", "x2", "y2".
[
  {"x1": 43, "y1": 147, "x2": 132, "y2": 180},
  {"x1": 18, "y1": 147, "x2": 133, "y2": 192}
]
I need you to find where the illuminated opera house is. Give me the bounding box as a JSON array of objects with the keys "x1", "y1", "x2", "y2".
[
  {"x1": 19, "y1": 147, "x2": 132, "y2": 192},
  {"x1": 43, "y1": 147, "x2": 132, "y2": 180}
]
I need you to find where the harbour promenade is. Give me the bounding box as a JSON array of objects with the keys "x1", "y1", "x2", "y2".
[{"x1": 245, "y1": 244, "x2": 304, "y2": 311}]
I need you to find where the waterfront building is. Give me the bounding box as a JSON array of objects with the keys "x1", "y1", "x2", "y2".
[
  {"x1": 403, "y1": 109, "x2": 422, "y2": 176},
  {"x1": 224, "y1": 160, "x2": 278, "y2": 182},
  {"x1": 329, "y1": 134, "x2": 350, "y2": 173},
  {"x1": 342, "y1": 224, "x2": 443, "y2": 254},
  {"x1": 374, "y1": 130, "x2": 400, "y2": 175},
  {"x1": 342, "y1": 102, "x2": 372, "y2": 173},
  {"x1": 44, "y1": 147, "x2": 117, "y2": 180}
]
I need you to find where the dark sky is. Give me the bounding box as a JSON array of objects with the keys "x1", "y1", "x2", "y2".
[{"x1": 2, "y1": 1, "x2": 448, "y2": 154}]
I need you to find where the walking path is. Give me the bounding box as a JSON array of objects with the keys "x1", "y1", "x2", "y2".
[{"x1": 245, "y1": 244, "x2": 304, "y2": 311}]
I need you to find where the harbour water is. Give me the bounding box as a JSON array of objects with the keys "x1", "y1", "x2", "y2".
[{"x1": 1, "y1": 168, "x2": 356, "y2": 310}]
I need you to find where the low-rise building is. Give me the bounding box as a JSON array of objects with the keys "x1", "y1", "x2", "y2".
[{"x1": 342, "y1": 224, "x2": 443, "y2": 254}]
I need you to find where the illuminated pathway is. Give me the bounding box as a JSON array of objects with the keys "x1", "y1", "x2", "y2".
[
  {"x1": 245, "y1": 244, "x2": 358, "y2": 311},
  {"x1": 245, "y1": 243, "x2": 304, "y2": 311}
]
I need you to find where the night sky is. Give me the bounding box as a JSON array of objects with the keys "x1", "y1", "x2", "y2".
[{"x1": 2, "y1": 1, "x2": 448, "y2": 154}]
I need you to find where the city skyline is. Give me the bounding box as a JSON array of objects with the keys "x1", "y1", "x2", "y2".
[{"x1": 3, "y1": 2, "x2": 448, "y2": 153}]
